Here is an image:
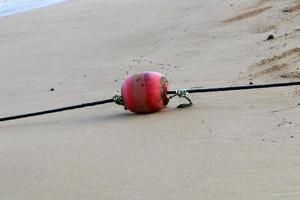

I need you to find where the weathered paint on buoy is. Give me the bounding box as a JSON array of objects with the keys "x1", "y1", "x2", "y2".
[{"x1": 121, "y1": 71, "x2": 170, "y2": 114}]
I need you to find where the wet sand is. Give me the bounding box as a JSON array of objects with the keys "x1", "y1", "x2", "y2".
[{"x1": 1, "y1": 0, "x2": 300, "y2": 199}]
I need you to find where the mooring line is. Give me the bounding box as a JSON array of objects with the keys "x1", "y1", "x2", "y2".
[
  {"x1": 1, "y1": 81, "x2": 300, "y2": 122},
  {"x1": 0, "y1": 98, "x2": 114, "y2": 122},
  {"x1": 167, "y1": 81, "x2": 300, "y2": 94}
]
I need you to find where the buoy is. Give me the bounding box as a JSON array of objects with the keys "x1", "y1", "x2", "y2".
[{"x1": 121, "y1": 71, "x2": 170, "y2": 114}]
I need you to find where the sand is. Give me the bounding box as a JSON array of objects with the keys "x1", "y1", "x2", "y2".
[{"x1": 1, "y1": 0, "x2": 300, "y2": 199}]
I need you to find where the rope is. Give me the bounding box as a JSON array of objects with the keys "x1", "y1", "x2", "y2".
[
  {"x1": 1, "y1": 81, "x2": 299, "y2": 122},
  {"x1": 0, "y1": 98, "x2": 115, "y2": 122},
  {"x1": 167, "y1": 81, "x2": 300, "y2": 94}
]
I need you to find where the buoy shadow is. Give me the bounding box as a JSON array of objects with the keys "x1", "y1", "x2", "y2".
[
  {"x1": 72, "y1": 105, "x2": 193, "y2": 124},
  {"x1": 0, "y1": 106, "x2": 193, "y2": 130},
  {"x1": 80, "y1": 109, "x2": 168, "y2": 123}
]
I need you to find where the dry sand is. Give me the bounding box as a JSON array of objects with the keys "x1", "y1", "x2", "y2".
[{"x1": 1, "y1": 0, "x2": 300, "y2": 199}]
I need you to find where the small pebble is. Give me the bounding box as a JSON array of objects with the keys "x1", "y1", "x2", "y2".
[
  {"x1": 249, "y1": 82, "x2": 253, "y2": 85},
  {"x1": 49, "y1": 88, "x2": 55, "y2": 92},
  {"x1": 283, "y1": 7, "x2": 293, "y2": 12},
  {"x1": 267, "y1": 34, "x2": 274, "y2": 40}
]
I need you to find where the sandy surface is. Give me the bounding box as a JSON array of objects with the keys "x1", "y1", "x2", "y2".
[{"x1": 1, "y1": 0, "x2": 300, "y2": 199}]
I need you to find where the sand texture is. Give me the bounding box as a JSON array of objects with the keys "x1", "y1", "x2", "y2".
[{"x1": 1, "y1": 0, "x2": 300, "y2": 199}]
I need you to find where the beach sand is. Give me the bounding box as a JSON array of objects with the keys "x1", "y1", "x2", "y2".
[{"x1": 1, "y1": 0, "x2": 300, "y2": 199}]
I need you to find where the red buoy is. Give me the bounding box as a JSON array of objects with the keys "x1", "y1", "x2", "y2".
[{"x1": 121, "y1": 71, "x2": 170, "y2": 114}]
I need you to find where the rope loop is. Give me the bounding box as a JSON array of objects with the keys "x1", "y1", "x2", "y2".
[{"x1": 169, "y1": 88, "x2": 193, "y2": 108}]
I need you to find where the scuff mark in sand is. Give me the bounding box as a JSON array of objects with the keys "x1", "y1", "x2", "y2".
[
  {"x1": 271, "y1": 105, "x2": 299, "y2": 113},
  {"x1": 243, "y1": 48, "x2": 300, "y2": 80},
  {"x1": 223, "y1": 2, "x2": 273, "y2": 23},
  {"x1": 256, "y1": 48, "x2": 300, "y2": 67},
  {"x1": 280, "y1": 71, "x2": 300, "y2": 78},
  {"x1": 251, "y1": 24, "x2": 277, "y2": 34},
  {"x1": 259, "y1": 63, "x2": 289, "y2": 75},
  {"x1": 283, "y1": 0, "x2": 300, "y2": 12}
]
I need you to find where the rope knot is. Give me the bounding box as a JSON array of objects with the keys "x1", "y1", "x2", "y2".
[
  {"x1": 113, "y1": 95, "x2": 124, "y2": 106},
  {"x1": 176, "y1": 89, "x2": 188, "y2": 97}
]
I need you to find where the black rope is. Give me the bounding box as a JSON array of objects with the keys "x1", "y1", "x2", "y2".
[
  {"x1": 167, "y1": 81, "x2": 300, "y2": 94},
  {"x1": 1, "y1": 81, "x2": 300, "y2": 123},
  {"x1": 0, "y1": 98, "x2": 114, "y2": 122}
]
